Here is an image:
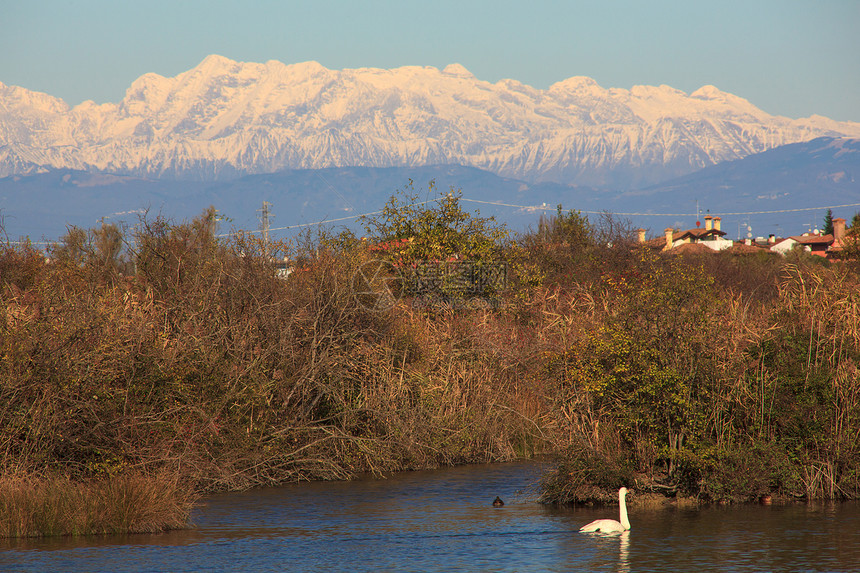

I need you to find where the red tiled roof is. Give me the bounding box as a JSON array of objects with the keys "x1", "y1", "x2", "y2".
[
  {"x1": 673, "y1": 228, "x2": 727, "y2": 241},
  {"x1": 792, "y1": 234, "x2": 833, "y2": 246},
  {"x1": 726, "y1": 243, "x2": 768, "y2": 255},
  {"x1": 669, "y1": 242, "x2": 715, "y2": 255},
  {"x1": 640, "y1": 237, "x2": 667, "y2": 250}
]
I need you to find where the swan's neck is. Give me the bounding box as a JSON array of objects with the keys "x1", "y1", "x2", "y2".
[{"x1": 619, "y1": 491, "x2": 630, "y2": 530}]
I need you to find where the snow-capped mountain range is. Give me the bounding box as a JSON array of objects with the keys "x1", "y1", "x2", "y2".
[{"x1": 3, "y1": 54, "x2": 860, "y2": 188}]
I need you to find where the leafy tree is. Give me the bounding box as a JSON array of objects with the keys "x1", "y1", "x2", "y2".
[
  {"x1": 519, "y1": 206, "x2": 596, "y2": 287},
  {"x1": 557, "y1": 250, "x2": 719, "y2": 481},
  {"x1": 536, "y1": 205, "x2": 594, "y2": 249},
  {"x1": 361, "y1": 180, "x2": 508, "y2": 263},
  {"x1": 836, "y1": 211, "x2": 860, "y2": 264},
  {"x1": 51, "y1": 226, "x2": 89, "y2": 266},
  {"x1": 360, "y1": 180, "x2": 509, "y2": 302},
  {"x1": 133, "y1": 207, "x2": 221, "y2": 295},
  {"x1": 50, "y1": 221, "x2": 130, "y2": 276},
  {"x1": 823, "y1": 209, "x2": 834, "y2": 235},
  {"x1": 92, "y1": 221, "x2": 125, "y2": 272}
]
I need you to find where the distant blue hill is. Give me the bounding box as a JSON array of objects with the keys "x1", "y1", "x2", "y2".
[
  {"x1": 628, "y1": 137, "x2": 860, "y2": 238},
  {"x1": 2, "y1": 138, "x2": 857, "y2": 244},
  {"x1": 0, "y1": 165, "x2": 600, "y2": 243}
]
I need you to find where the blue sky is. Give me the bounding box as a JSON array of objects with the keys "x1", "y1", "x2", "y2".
[{"x1": 2, "y1": 0, "x2": 859, "y2": 122}]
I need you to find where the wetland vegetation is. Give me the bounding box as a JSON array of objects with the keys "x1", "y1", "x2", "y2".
[{"x1": 2, "y1": 181, "x2": 859, "y2": 536}]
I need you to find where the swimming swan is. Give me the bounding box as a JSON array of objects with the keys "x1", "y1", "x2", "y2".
[{"x1": 579, "y1": 487, "x2": 630, "y2": 533}]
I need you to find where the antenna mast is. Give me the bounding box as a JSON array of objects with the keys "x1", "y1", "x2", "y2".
[{"x1": 258, "y1": 201, "x2": 273, "y2": 256}]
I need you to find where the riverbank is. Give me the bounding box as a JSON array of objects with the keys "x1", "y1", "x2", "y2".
[
  {"x1": 0, "y1": 472, "x2": 195, "y2": 538},
  {"x1": 2, "y1": 189, "x2": 859, "y2": 536},
  {"x1": 7, "y1": 460, "x2": 859, "y2": 573}
]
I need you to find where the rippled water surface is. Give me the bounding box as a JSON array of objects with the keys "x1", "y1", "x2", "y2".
[{"x1": 2, "y1": 461, "x2": 859, "y2": 572}]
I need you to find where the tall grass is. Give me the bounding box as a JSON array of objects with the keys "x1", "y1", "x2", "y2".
[
  {"x1": 0, "y1": 472, "x2": 195, "y2": 538},
  {"x1": 2, "y1": 202, "x2": 859, "y2": 526},
  {"x1": 1, "y1": 213, "x2": 551, "y2": 500}
]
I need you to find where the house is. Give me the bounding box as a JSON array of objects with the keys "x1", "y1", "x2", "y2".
[
  {"x1": 669, "y1": 216, "x2": 733, "y2": 251},
  {"x1": 273, "y1": 258, "x2": 294, "y2": 279},
  {"x1": 637, "y1": 215, "x2": 733, "y2": 252},
  {"x1": 771, "y1": 225, "x2": 838, "y2": 258}
]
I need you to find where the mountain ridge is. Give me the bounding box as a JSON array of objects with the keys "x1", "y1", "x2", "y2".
[
  {"x1": 3, "y1": 55, "x2": 860, "y2": 187},
  {"x1": 2, "y1": 137, "x2": 857, "y2": 243}
]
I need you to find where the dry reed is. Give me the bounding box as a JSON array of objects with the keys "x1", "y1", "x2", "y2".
[{"x1": 0, "y1": 472, "x2": 196, "y2": 538}]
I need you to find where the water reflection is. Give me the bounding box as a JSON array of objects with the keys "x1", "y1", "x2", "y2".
[
  {"x1": 619, "y1": 529, "x2": 630, "y2": 573},
  {"x1": 2, "y1": 462, "x2": 860, "y2": 572}
]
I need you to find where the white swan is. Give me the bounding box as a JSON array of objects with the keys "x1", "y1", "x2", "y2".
[{"x1": 579, "y1": 487, "x2": 630, "y2": 533}]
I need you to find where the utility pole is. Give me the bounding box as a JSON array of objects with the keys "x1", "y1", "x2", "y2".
[
  {"x1": 208, "y1": 209, "x2": 219, "y2": 239},
  {"x1": 258, "y1": 201, "x2": 272, "y2": 257}
]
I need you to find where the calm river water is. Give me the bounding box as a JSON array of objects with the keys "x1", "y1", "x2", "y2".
[{"x1": 2, "y1": 461, "x2": 859, "y2": 572}]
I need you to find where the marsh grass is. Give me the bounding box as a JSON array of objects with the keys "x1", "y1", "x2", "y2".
[
  {"x1": 2, "y1": 199, "x2": 859, "y2": 529},
  {"x1": 0, "y1": 472, "x2": 195, "y2": 538}
]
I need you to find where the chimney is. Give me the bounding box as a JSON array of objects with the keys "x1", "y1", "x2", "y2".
[
  {"x1": 637, "y1": 228, "x2": 646, "y2": 243},
  {"x1": 664, "y1": 227, "x2": 674, "y2": 250},
  {"x1": 834, "y1": 218, "x2": 846, "y2": 242},
  {"x1": 704, "y1": 216, "x2": 713, "y2": 231},
  {"x1": 768, "y1": 234, "x2": 776, "y2": 245},
  {"x1": 713, "y1": 217, "x2": 722, "y2": 232}
]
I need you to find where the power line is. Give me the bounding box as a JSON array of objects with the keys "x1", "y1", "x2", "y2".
[
  {"x1": 216, "y1": 209, "x2": 378, "y2": 237},
  {"x1": 217, "y1": 197, "x2": 860, "y2": 238},
  {"x1": 10, "y1": 198, "x2": 859, "y2": 245},
  {"x1": 316, "y1": 171, "x2": 356, "y2": 213},
  {"x1": 4, "y1": 240, "x2": 54, "y2": 246},
  {"x1": 216, "y1": 200, "x2": 439, "y2": 237},
  {"x1": 459, "y1": 198, "x2": 860, "y2": 217}
]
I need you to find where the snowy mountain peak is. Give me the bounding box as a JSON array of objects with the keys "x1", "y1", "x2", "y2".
[
  {"x1": 691, "y1": 84, "x2": 723, "y2": 99},
  {"x1": 193, "y1": 54, "x2": 242, "y2": 75},
  {"x1": 0, "y1": 81, "x2": 69, "y2": 114},
  {"x1": 549, "y1": 76, "x2": 604, "y2": 93},
  {"x1": 442, "y1": 63, "x2": 474, "y2": 78},
  {"x1": 2, "y1": 56, "x2": 860, "y2": 188},
  {"x1": 691, "y1": 84, "x2": 758, "y2": 111}
]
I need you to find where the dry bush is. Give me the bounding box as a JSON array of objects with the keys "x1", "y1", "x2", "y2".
[{"x1": 5, "y1": 201, "x2": 860, "y2": 518}]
